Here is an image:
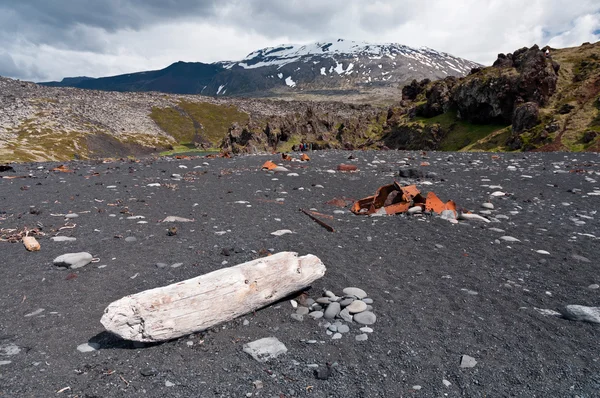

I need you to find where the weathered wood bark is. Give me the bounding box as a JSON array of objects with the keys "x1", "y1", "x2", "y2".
[{"x1": 101, "y1": 252, "x2": 326, "y2": 342}]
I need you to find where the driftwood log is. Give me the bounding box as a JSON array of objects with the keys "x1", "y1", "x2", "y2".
[{"x1": 101, "y1": 252, "x2": 326, "y2": 342}]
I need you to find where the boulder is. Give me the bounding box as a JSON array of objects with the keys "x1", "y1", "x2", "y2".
[
  {"x1": 512, "y1": 102, "x2": 540, "y2": 133},
  {"x1": 452, "y1": 45, "x2": 559, "y2": 124}
]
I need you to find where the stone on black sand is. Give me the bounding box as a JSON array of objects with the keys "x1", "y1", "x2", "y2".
[
  {"x1": 243, "y1": 337, "x2": 287, "y2": 362},
  {"x1": 140, "y1": 368, "x2": 158, "y2": 377},
  {"x1": 353, "y1": 311, "x2": 376, "y2": 325},
  {"x1": 355, "y1": 334, "x2": 368, "y2": 341},
  {"x1": 561, "y1": 305, "x2": 600, "y2": 324},
  {"x1": 324, "y1": 302, "x2": 341, "y2": 319},
  {"x1": 315, "y1": 364, "x2": 332, "y2": 380},
  {"x1": 346, "y1": 300, "x2": 367, "y2": 314},
  {"x1": 460, "y1": 355, "x2": 477, "y2": 368},
  {"x1": 342, "y1": 287, "x2": 367, "y2": 299},
  {"x1": 53, "y1": 252, "x2": 93, "y2": 269}
]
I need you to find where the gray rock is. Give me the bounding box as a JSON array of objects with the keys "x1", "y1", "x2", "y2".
[
  {"x1": 162, "y1": 216, "x2": 194, "y2": 222},
  {"x1": 338, "y1": 324, "x2": 350, "y2": 333},
  {"x1": 65, "y1": 213, "x2": 79, "y2": 219},
  {"x1": 360, "y1": 327, "x2": 373, "y2": 333},
  {"x1": 572, "y1": 254, "x2": 591, "y2": 263},
  {"x1": 155, "y1": 262, "x2": 168, "y2": 268},
  {"x1": 53, "y1": 252, "x2": 93, "y2": 269},
  {"x1": 340, "y1": 298, "x2": 355, "y2": 307},
  {"x1": 561, "y1": 305, "x2": 600, "y2": 324},
  {"x1": 353, "y1": 311, "x2": 376, "y2": 325},
  {"x1": 125, "y1": 236, "x2": 137, "y2": 242},
  {"x1": 362, "y1": 298, "x2": 374, "y2": 304},
  {"x1": 0, "y1": 361, "x2": 11, "y2": 366},
  {"x1": 328, "y1": 324, "x2": 338, "y2": 332},
  {"x1": 308, "y1": 311, "x2": 323, "y2": 320},
  {"x1": 296, "y1": 307, "x2": 309, "y2": 316},
  {"x1": 0, "y1": 343, "x2": 20, "y2": 356},
  {"x1": 339, "y1": 308, "x2": 353, "y2": 323},
  {"x1": 316, "y1": 297, "x2": 331, "y2": 304},
  {"x1": 343, "y1": 287, "x2": 367, "y2": 299},
  {"x1": 170, "y1": 263, "x2": 183, "y2": 268},
  {"x1": 460, "y1": 355, "x2": 477, "y2": 368},
  {"x1": 346, "y1": 300, "x2": 368, "y2": 314},
  {"x1": 290, "y1": 314, "x2": 304, "y2": 322},
  {"x1": 50, "y1": 236, "x2": 77, "y2": 242},
  {"x1": 332, "y1": 333, "x2": 342, "y2": 340},
  {"x1": 77, "y1": 343, "x2": 100, "y2": 353},
  {"x1": 324, "y1": 290, "x2": 335, "y2": 298},
  {"x1": 355, "y1": 334, "x2": 368, "y2": 341},
  {"x1": 140, "y1": 368, "x2": 158, "y2": 377},
  {"x1": 243, "y1": 337, "x2": 288, "y2": 362},
  {"x1": 324, "y1": 302, "x2": 341, "y2": 319},
  {"x1": 311, "y1": 304, "x2": 323, "y2": 311},
  {"x1": 481, "y1": 202, "x2": 494, "y2": 209},
  {"x1": 165, "y1": 381, "x2": 175, "y2": 387},
  {"x1": 588, "y1": 284, "x2": 600, "y2": 290}
]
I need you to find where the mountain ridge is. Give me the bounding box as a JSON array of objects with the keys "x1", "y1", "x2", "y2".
[{"x1": 39, "y1": 39, "x2": 480, "y2": 100}]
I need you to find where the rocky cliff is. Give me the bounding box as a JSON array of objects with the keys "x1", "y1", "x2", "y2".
[{"x1": 386, "y1": 42, "x2": 600, "y2": 152}]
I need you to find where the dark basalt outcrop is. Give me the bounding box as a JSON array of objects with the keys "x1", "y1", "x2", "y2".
[
  {"x1": 512, "y1": 102, "x2": 540, "y2": 133},
  {"x1": 417, "y1": 77, "x2": 458, "y2": 117},
  {"x1": 451, "y1": 45, "x2": 558, "y2": 123}
]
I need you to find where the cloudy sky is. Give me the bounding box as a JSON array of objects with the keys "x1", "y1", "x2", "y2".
[{"x1": 0, "y1": 0, "x2": 599, "y2": 82}]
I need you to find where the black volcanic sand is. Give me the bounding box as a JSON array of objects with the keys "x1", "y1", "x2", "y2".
[{"x1": 0, "y1": 151, "x2": 599, "y2": 397}]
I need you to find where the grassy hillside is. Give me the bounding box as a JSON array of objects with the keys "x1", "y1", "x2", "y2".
[{"x1": 150, "y1": 100, "x2": 250, "y2": 150}]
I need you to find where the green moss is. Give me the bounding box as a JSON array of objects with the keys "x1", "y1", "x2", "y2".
[
  {"x1": 149, "y1": 100, "x2": 249, "y2": 147},
  {"x1": 178, "y1": 101, "x2": 249, "y2": 144},
  {"x1": 414, "y1": 111, "x2": 508, "y2": 151},
  {"x1": 0, "y1": 125, "x2": 91, "y2": 163},
  {"x1": 149, "y1": 106, "x2": 195, "y2": 143},
  {"x1": 276, "y1": 135, "x2": 301, "y2": 153}
]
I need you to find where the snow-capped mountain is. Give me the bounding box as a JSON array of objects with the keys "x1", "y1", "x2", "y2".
[{"x1": 41, "y1": 39, "x2": 480, "y2": 99}]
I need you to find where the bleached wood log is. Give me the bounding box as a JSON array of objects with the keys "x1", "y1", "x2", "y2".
[{"x1": 101, "y1": 252, "x2": 326, "y2": 342}]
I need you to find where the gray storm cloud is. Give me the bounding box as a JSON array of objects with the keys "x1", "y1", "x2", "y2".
[{"x1": 0, "y1": 0, "x2": 598, "y2": 81}]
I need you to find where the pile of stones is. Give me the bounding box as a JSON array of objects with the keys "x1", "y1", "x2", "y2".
[{"x1": 291, "y1": 287, "x2": 376, "y2": 341}]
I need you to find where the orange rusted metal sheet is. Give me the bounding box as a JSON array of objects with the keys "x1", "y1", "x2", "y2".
[
  {"x1": 51, "y1": 165, "x2": 73, "y2": 173},
  {"x1": 337, "y1": 164, "x2": 358, "y2": 172},
  {"x1": 300, "y1": 153, "x2": 310, "y2": 161},
  {"x1": 384, "y1": 202, "x2": 411, "y2": 215},
  {"x1": 351, "y1": 196, "x2": 376, "y2": 215},
  {"x1": 351, "y1": 181, "x2": 459, "y2": 216},
  {"x1": 261, "y1": 160, "x2": 278, "y2": 170},
  {"x1": 425, "y1": 191, "x2": 445, "y2": 214}
]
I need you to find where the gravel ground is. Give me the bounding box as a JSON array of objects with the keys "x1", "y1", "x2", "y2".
[{"x1": 0, "y1": 150, "x2": 599, "y2": 398}]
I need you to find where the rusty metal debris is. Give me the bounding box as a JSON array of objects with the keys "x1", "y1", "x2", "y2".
[
  {"x1": 261, "y1": 160, "x2": 278, "y2": 170},
  {"x1": 351, "y1": 181, "x2": 457, "y2": 217},
  {"x1": 51, "y1": 165, "x2": 73, "y2": 173},
  {"x1": 300, "y1": 208, "x2": 335, "y2": 232},
  {"x1": 337, "y1": 164, "x2": 358, "y2": 172},
  {"x1": 325, "y1": 197, "x2": 354, "y2": 208}
]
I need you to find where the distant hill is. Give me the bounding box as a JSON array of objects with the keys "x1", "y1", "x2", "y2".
[{"x1": 39, "y1": 39, "x2": 480, "y2": 99}]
